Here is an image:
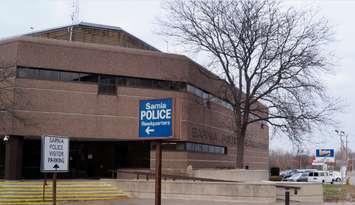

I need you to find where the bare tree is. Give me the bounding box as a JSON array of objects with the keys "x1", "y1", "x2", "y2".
[
  {"x1": 159, "y1": 0, "x2": 337, "y2": 168},
  {"x1": 269, "y1": 148, "x2": 312, "y2": 170}
]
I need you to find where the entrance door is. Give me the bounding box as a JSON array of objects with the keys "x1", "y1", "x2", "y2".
[{"x1": 69, "y1": 141, "x2": 115, "y2": 178}]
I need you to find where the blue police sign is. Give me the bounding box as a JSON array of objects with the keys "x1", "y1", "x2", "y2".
[
  {"x1": 316, "y1": 149, "x2": 335, "y2": 158},
  {"x1": 139, "y1": 98, "x2": 173, "y2": 138}
]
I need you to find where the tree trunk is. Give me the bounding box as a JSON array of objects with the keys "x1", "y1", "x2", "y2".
[{"x1": 236, "y1": 129, "x2": 246, "y2": 169}]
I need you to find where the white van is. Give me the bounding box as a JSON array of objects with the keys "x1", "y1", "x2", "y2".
[{"x1": 306, "y1": 171, "x2": 332, "y2": 183}]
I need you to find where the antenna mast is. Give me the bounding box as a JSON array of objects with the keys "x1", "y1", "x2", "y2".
[{"x1": 69, "y1": 0, "x2": 80, "y2": 41}]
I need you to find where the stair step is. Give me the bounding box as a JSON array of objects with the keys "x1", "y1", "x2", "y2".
[
  {"x1": 0, "y1": 193, "x2": 126, "y2": 198},
  {"x1": 0, "y1": 191, "x2": 123, "y2": 195},
  {"x1": 0, "y1": 202, "x2": 51, "y2": 205},
  {"x1": 0, "y1": 180, "x2": 128, "y2": 203}
]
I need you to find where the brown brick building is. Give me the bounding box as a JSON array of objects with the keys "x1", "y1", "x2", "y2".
[{"x1": 0, "y1": 22, "x2": 269, "y2": 180}]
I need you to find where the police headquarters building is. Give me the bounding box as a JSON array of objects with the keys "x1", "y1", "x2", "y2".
[{"x1": 0, "y1": 23, "x2": 269, "y2": 180}]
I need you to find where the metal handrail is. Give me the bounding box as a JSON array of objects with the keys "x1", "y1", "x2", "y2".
[
  {"x1": 276, "y1": 185, "x2": 301, "y2": 205},
  {"x1": 115, "y1": 169, "x2": 239, "y2": 183}
]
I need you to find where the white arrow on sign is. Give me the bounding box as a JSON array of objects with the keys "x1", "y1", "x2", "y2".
[{"x1": 145, "y1": 126, "x2": 155, "y2": 135}]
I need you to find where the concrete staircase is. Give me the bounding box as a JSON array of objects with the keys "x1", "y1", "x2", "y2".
[{"x1": 0, "y1": 180, "x2": 127, "y2": 205}]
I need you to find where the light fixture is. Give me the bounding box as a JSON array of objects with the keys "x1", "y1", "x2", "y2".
[{"x1": 3, "y1": 135, "x2": 9, "y2": 142}]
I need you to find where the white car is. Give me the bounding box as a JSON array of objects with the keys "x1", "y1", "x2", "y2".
[
  {"x1": 329, "y1": 171, "x2": 342, "y2": 182},
  {"x1": 306, "y1": 171, "x2": 332, "y2": 183}
]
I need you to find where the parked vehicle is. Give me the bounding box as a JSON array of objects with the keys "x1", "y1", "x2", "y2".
[
  {"x1": 280, "y1": 170, "x2": 297, "y2": 181},
  {"x1": 306, "y1": 171, "x2": 332, "y2": 183},
  {"x1": 329, "y1": 171, "x2": 342, "y2": 182},
  {"x1": 286, "y1": 172, "x2": 309, "y2": 182}
]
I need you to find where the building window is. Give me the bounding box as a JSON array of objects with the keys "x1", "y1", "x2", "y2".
[
  {"x1": 38, "y1": 69, "x2": 60, "y2": 81},
  {"x1": 17, "y1": 68, "x2": 39, "y2": 78},
  {"x1": 17, "y1": 67, "x2": 98, "y2": 83},
  {"x1": 185, "y1": 142, "x2": 226, "y2": 154},
  {"x1": 79, "y1": 73, "x2": 98, "y2": 83},
  {"x1": 152, "y1": 142, "x2": 226, "y2": 155},
  {"x1": 98, "y1": 75, "x2": 116, "y2": 95},
  {"x1": 187, "y1": 84, "x2": 233, "y2": 110},
  {"x1": 60, "y1": 72, "x2": 80, "y2": 82}
]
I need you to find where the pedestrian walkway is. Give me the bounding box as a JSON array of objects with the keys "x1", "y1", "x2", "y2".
[{"x1": 60, "y1": 198, "x2": 355, "y2": 205}]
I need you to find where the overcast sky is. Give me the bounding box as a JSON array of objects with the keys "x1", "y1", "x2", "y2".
[{"x1": 0, "y1": 0, "x2": 354, "y2": 154}]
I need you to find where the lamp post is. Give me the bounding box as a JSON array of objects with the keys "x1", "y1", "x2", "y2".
[{"x1": 335, "y1": 130, "x2": 350, "y2": 183}]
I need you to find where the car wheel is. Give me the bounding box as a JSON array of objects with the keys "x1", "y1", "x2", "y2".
[
  {"x1": 322, "y1": 180, "x2": 325, "y2": 183},
  {"x1": 336, "y1": 178, "x2": 341, "y2": 182}
]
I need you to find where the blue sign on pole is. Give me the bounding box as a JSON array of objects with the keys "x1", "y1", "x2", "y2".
[
  {"x1": 316, "y1": 149, "x2": 335, "y2": 158},
  {"x1": 139, "y1": 98, "x2": 173, "y2": 138}
]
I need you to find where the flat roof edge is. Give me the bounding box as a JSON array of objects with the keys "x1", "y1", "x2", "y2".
[{"x1": 0, "y1": 36, "x2": 182, "y2": 59}]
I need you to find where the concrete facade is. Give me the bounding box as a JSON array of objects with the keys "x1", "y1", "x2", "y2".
[
  {"x1": 0, "y1": 22, "x2": 269, "y2": 179},
  {"x1": 109, "y1": 179, "x2": 277, "y2": 203}
]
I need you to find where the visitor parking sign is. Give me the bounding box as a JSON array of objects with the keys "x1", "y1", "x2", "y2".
[
  {"x1": 139, "y1": 98, "x2": 173, "y2": 138},
  {"x1": 41, "y1": 135, "x2": 69, "y2": 172}
]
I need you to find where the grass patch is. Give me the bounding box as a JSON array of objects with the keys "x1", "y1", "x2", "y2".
[{"x1": 323, "y1": 184, "x2": 355, "y2": 202}]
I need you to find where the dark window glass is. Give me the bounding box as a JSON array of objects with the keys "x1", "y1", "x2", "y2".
[
  {"x1": 17, "y1": 67, "x2": 187, "y2": 95},
  {"x1": 171, "y1": 82, "x2": 186, "y2": 91},
  {"x1": 186, "y1": 143, "x2": 193, "y2": 151},
  {"x1": 17, "y1": 68, "x2": 38, "y2": 78},
  {"x1": 314, "y1": 172, "x2": 319, "y2": 177},
  {"x1": 79, "y1": 73, "x2": 98, "y2": 83},
  {"x1": 126, "y1": 78, "x2": 137, "y2": 87},
  {"x1": 98, "y1": 75, "x2": 116, "y2": 95},
  {"x1": 176, "y1": 143, "x2": 185, "y2": 151},
  {"x1": 116, "y1": 77, "x2": 127, "y2": 86},
  {"x1": 202, "y1": 144, "x2": 209, "y2": 152},
  {"x1": 138, "y1": 78, "x2": 153, "y2": 88},
  {"x1": 60, "y1": 72, "x2": 80, "y2": 82},
  {"x1": 38, "y1": 69, "x2": 60, "y2": 81}
]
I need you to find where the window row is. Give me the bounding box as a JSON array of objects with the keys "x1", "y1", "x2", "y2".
[
  {"x1": 187, "y1": 85, "x2": 233, "y2": 110},
  {"x1": 152, "y1": 142, "x2": 226, "y2": 155},
  {"x1": 16, "y1": 66, "x2": 233, "y2": 109},
  {"x1": 185, "y1": 142, "x2": 226, "y2": 154},
  {"x1": 17, "y1": 67, "x2": 186, "y2": 95},
  {"x1": 17, "y1": 67, "x2": 98, "y2": 83}
]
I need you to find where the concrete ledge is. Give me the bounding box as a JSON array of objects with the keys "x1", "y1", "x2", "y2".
[
  {"x1": 274, "y1": 182, "x2": 323, "y2": 203},
  {"x1": 107, "y1": 179, "x2": 276, "y2": 203},
  {"x1": 192, "y1": 169, "x2": 269, "y2": 182}
]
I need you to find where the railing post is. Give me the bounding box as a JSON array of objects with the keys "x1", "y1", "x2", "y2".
[{"x1": 285, "y1": 188, "x2": 290, "y2": 205}]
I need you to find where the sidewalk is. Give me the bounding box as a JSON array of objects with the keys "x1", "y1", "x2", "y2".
[{"x1": 60, "y1": 198, "x2": 355, "y2": 205}]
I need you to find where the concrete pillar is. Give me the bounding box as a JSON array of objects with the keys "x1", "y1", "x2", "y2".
[{"x1": 4, "y1": 136, "x2": 24, "y2": 180}]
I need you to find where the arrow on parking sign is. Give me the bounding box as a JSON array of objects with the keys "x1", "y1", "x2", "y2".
[
  {"x1": 53, "y1": 164, "x2": 59, "y2": 170},
  {"x1": 145, "y1": 126, "x2": 155, "y2": 135}
]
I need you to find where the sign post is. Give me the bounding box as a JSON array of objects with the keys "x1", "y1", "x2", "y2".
[
  {"x1": 41, "y1": 135, "x2": 69, "y2": 205},
  {"x1": 155, "y1": 141, "x2": 162, "y2": 205},
  {"x1": 139, "y1": 98, "x2": 173, "y2": 205}
]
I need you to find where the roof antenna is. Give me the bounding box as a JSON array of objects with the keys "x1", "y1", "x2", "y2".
[{"x1": 69, "y1": 0, "x2": 80, "y2": 41}]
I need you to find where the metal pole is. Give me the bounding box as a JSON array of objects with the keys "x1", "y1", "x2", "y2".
[
  {"x1": 285, "y1": 189, "x2": 290, "y2": 205},
  {"x1": 155, "y1": 141, "x2": 162, "y2": 205},
  {"x1": 43, "y1": 173, "x2": 47, "y2": 201},
  {"x1": 53, "y1": 172, "x2": 57, "y2": 205}
]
